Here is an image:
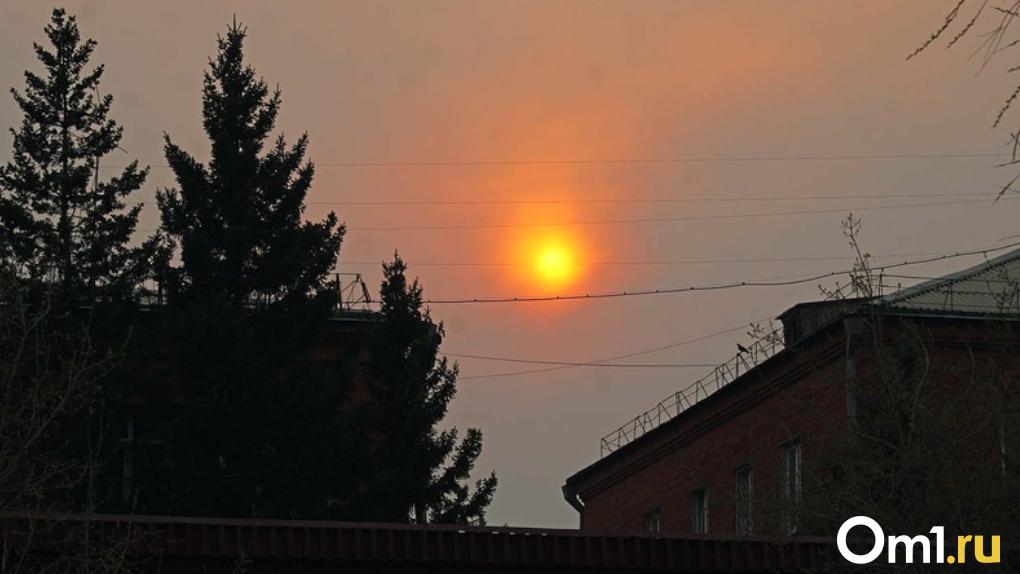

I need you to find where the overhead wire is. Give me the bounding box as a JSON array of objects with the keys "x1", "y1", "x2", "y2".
[
  {"x1": 347, "y1": 197, "x2": 1015, "y2": 232},
  {"x1": 423, "y1": 240, "x2": 1020, "y2": 304},
  {"x1": 130, "y1": 194, "x2": 1016, "y2": 235},
  {"x1": 444, "y1": 354, "x2": 720, "y2": 368},
  {"x1": 310, "y1": 190, "x2": 1004, "y2": 206},
  {"x1": 456, "y1": 320, "x2": 765, "y2": 380},
  {"x1": 453, "y1": 251, "x2": 1020, "y2": 380},
  {"x1": 309, "y1": 151, "x2": 1009, "y2": 167},
  {"x1": 337, "y1": 251, "x2": 948, "y2": 268},
  {"x1": 99, "y1": 151, "x2": 1009, "y2": 171}
]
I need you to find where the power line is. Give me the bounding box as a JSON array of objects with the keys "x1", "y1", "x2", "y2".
[
  {"x1": 338, "y1": 252, "x2": 946, "y2": 268},
  {"x1": 96, "y1": 151, "x2": 1008, "y2": 170},
  {"x1": 457, "y1": 320, "x2": 762, "y2": 381},
  {"x1": 290, "y1": 152, "x2": 1012, "y2": 167},
  {"x1": 132, "y1": 196, "x2": 1009, "y2": 235},
  {"x1": 347, "y1": 197, "x2": 1011, "y2": 232},
  {"x1": 423, "y1": 241, "x2": 1020, "y2": 304},
  {"x1": 453, "y1": 250, "x2": 1020, "y2": 380},
  {"x1": 311, "y1": 191, "x2": 1001, "y2": 206},
  {"x1": 427, "y1": 271, "x2": 851, "y2": 304},
  {"x1": 444, "y1": 353, "x2": 719, "y2": 368}
]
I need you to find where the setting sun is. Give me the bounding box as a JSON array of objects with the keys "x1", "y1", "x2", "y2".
[
  {"x1": 534, "y1": 241, "x2": 578, "y2": 286},
  {"x1": 505, "y1": 203, "x2": 589, "y2": 292},
  {"x1": 503, "y1": 203, "x2": 590, "y2": 292}
]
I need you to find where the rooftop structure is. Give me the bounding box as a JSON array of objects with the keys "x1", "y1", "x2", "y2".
[
  {"x1": 566, "y1": 249, "x2": 1020, "y2": 535},
  {"x1": 598, "y1": 249, "x2": 1020, "y2": 459}
]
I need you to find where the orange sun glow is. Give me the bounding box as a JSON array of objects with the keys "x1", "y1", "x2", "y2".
[
  {"x1": 531, "y1": 238, "x2": 580, "y2": 287},
  {"x1": 504, "y1": 201, "x2": 588, "y2": 293},
  {"x1": 535, "y1": 243, "x2": 574, "y2": 283}
]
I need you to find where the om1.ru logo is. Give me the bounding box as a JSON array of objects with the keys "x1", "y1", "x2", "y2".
[{"x1": 837, "y1": 516, "x2": 1000, "y2": 565}]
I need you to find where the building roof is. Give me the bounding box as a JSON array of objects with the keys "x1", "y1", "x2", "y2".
[
  {"x1": 567, "y1": 249, "x2": 1020, "y2": 497},
  {"x1": 1, "y1": 512, "x2": 838, "y2": 572},
  {"x1": 876, "y1": 247, "x2": 1020, "y2": 316}
]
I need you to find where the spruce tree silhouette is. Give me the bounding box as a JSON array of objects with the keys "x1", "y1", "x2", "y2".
[
  {"x1": 157, "y1": 20, "x2": 343, "y2": 307},
  {"x1": 132, "y1": 20, "x2": 350, "y2": 518},
  {"x1": 0, "y1": 8, "x2": 151, "y2": 302},
  {"x1": 367, "y1": 254, "x2": 497, "y2": 525}
]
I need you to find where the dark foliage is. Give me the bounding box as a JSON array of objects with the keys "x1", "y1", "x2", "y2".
[
  {"x1": 798, "y1": 320, "x2": 1020, "y2": 573},
  {"x1": 0, "y1": 270, "x2": 110, "y2": 513},
  {"x1": 0, "y1": 8, "x2": 151, "y2": 303},
  {"x1": 155, "y1": 22, "x2": 343, "y2": 308},
  {"x1": 116, "y1": 21, "x2": 352, "y2": 518},
  {"x1": 2, "y1": 11, "x2": 495, "y2": 527},
  {"x1": 0, "y1": 9, "x2": 149, "y2": 529},
  {"x1": 363, "y1": 255, "x2": 497, "y2": 525}
]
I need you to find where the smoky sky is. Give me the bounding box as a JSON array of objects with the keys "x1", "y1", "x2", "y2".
[{"x1": 1, "y1": 0, "x2": 1016, "y2": 527}]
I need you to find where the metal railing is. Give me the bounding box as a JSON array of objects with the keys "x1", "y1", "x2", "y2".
[
  {"x1": 599, "y1": 325, "x2": 784, "y2": 458},
  {"x1": 335, "y1": 272, "x2": 373, "y2": 311},
  {"x1": 135, "y1": 272, "x2": 374, "y2": 312}
]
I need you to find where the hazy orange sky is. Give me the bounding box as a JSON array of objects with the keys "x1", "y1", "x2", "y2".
[{"x1": 3, "y1": 1, "x2": 1018, "y2": 527}]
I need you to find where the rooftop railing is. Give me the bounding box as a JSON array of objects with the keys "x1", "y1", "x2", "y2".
[
  {"x1": 136, "y1": 272, "x2": 374, "y2": 312},
  {"x1": 599, "y1": 325, "x2": 784, "y2": 458}
]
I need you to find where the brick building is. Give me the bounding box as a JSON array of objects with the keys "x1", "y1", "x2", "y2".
[
  {"x1": 563, "y1": 249, "x2": 1020, "y2": 536},
  {"x1": 115, "y1": 292, "x2": 379, "y2": 512}
]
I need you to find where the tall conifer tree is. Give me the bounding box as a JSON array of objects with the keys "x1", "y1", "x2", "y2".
[
  {"x1": 369, "y1": 255, "x2": 497, "y2": 525},
  {"x1": 157, "y1": 21, "x2": 343, "y2": 307},
  {"x1": 0, "y1": 8, "x2": 149, "y2": 300},
  {"x1": 133, "y1": 21, "x2": 348, "y2": 518}
]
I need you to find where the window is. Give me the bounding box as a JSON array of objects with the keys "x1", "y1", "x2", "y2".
[
  {"x1": 121, "y1": 411, "x2": 135, "y2": 503},
  {"x1": 734, "y1": 466, "x2": 753, "y2": 536},
  {"x1": 1003, "y1": 409, "x2": 1020, "y2": 477},
  {"x1": 643, "y1": 508, "x2": 661, "y2": 533},
  {"x1": 690, "y1": 489, "x2": 709, "y2": 534},
  {"x1": 781, "y1": 440, "x2": 802, "y2": 534}
]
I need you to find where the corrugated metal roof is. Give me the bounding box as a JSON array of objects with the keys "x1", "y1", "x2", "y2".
[
  {"x1": 878, "y1": 247, "x2": 1020, "y2": 315},
  {"x1": 1, "y1": 512, "x2": 838, "y2": 572}
]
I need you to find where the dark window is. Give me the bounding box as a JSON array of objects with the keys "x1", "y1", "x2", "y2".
[
  {"x1": 781, "y1": 440, "x2": 801, "y2": 534},
  {"x1": 1003, "y1": 409, "x2": 1020, "y2": 477},
  {"x1": 690, "y1": 489, "x2": 709, "y2": 534},
  {"x1": 734, "y1": 465, "x2": 753, "y2": 535},
  {"x1": 643, "y1": 508, "x2": 661, "y2": 533}
]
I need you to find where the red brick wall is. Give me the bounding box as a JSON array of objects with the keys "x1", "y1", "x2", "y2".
[
  {"x1": 571, "y1": 317, "x2": 1020, "y2": 536},
  {"x1": 852, "y1": 318, "x2": 1020, "y2": 478},
  {"x1": 312, "y1": 315, "x2": 376, "y2": 406}
]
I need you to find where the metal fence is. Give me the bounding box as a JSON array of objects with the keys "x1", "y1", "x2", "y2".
[
  {"x1": 599, "y1": 325, "x2": 784, "y2": 458},
  {"x1": 0, "y1": 511, "x2": 841, "y2": 572},
  {"x1": 136, "y1": 272, "x2": 374, "y2": 312}
]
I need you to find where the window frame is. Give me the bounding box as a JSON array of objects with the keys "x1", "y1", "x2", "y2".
[
  {"x1": 734, "y1": 465, "x2": 753, "y2": 536},
  {"x1": 690, "y1": 488, "x2": 709, "y2": 534},
  {"x1": 643, "y1": 507, "x2": 662, "y2": 533},
  {"x1": 1002, "y1": 409, "x2": 1020, "y2": 477},
  {"x1": 780, "y1": 439, "x2": 802, "y2": 534}
]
